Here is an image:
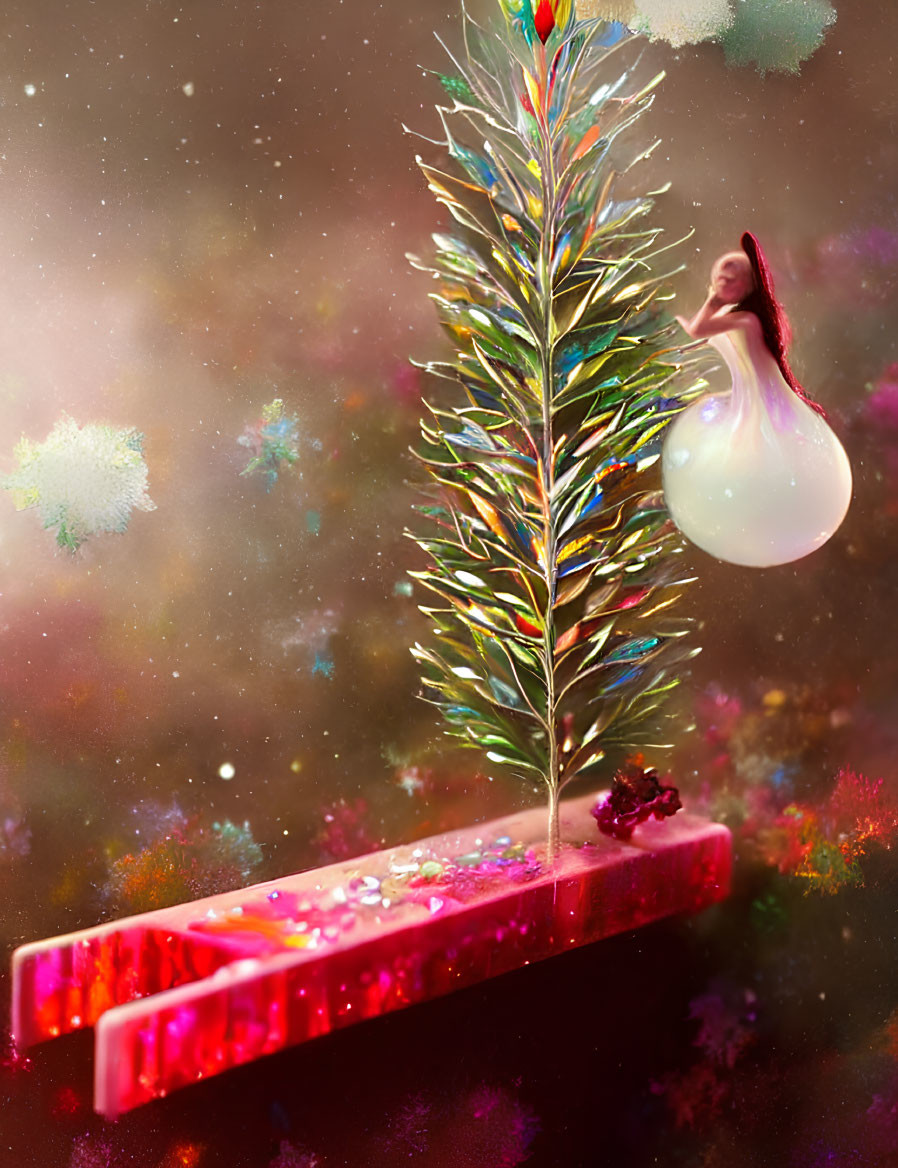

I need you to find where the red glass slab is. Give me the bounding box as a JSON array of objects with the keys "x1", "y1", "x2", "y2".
[{"x1": 11, "y1": 791, "x2": 731, "y2": 1117}]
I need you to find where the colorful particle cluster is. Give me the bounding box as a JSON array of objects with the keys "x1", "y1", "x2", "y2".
[
  {"x1": 268, "y1": 1143, "x2": 320, "y2": 1168},
  {"x1": 686, "y1": 681, "x2": 846, "y2": 810},
  {"x1": 395, "y1": 765, "x2": 430, "y2": 798},
  {"x1": 270, "y1": 606, "x2": 342, "y2": 681},
  {"x1": 103, "y1": 805, "x2": 264, "y2": 915},
  {"x1": 0, "y1": 813, "x2": 31, "y2": 861},
  {"x1": 680, "y1": 683, "x2": 898, "y2": 893},
  {"x1": 810, "y1": 226, "x2": 898, "y2": 309},
  {"x1": 2, "y1": 417, "x2": 154, "y2": 551},
  {"x1": 865, "y1": 363, "x2": 898, "y2": 432},
  {"x1": 720, "y1": 0, "x2": 836, "y2": 74},
  {"x1": 311, "y1": 650, "x2": 334, "y2": 679},
  {"x1": 689, "y1": 985, "x2": 757, "y2": 1068},
  {"x1": 764, "y1": 769, "x2": 898, "y2": 894},
  {"x1": 652, "y1": 982, "x2": 758, "y2": 1129},
  {"x1": 0, "y1": 780, "x2": 30, "y2": 862},
  {"x1": 69, "y1": 1133, "x2": 115, "y2": 1168},
  {"x1": 314, "y1": 798, "x2": 381, "y2": 864},
  {"x1": 238, "y1": 397, "x2": 301, "y2": 490}
]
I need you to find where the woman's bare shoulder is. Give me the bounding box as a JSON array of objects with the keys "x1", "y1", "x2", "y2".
[{"x1": 723, "y1": 310, "x2": 764, "y2": 334}]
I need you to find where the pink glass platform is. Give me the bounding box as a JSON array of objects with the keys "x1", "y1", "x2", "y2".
[{"x1": 11, "y1": 791, "x2": 731, "y2": 1116}]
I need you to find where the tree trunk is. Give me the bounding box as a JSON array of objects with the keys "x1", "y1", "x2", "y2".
[{"x1": 546, "y1": 783, "x2": 561, "y2": 867}]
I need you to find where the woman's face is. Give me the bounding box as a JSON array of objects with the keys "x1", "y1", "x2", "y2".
[{"x1": 711, "y1": 252, "x2": 755, "y2": 304}]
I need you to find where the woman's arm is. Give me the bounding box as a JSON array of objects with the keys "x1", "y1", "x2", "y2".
[{"x1": 676, "y1": 293, "x2": 762, "y2": 340}]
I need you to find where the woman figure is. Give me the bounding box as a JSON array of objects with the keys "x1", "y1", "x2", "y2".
[{"x1": 661, "y1": 232, "x2": 852, "y2": 567}]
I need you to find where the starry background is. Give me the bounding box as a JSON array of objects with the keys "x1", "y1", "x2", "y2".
[{"x1": 2, "y1": 1, "x2": 898, "y2": 1165}]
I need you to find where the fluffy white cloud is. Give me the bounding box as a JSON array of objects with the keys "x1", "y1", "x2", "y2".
[
  {"x1": 3, "y1": 417, "x2": 155, "y2": 550},
  {"x1": 632, "y1": 0, "x2": 733, "y2": 47}
]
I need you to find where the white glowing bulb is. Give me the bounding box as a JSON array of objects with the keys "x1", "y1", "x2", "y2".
[
  {"x1": 662, "y1": 331, "x2": 852, "y2": 567},
  {"x1": 218, "y1": 762, "x2": 236, "y2": 780}
]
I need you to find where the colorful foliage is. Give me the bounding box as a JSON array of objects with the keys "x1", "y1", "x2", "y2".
[{"x1": 409, "y1": 0, "x2": 705, "y2": 857}]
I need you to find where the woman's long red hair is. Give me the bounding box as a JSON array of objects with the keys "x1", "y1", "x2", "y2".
[{"x1": 738, "y1": 230, "x2": 825, "y2": 416}]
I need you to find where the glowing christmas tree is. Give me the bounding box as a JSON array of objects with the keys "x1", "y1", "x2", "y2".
[{"x1": 409, "y1": 0, "x2": 706, "y2": 859}]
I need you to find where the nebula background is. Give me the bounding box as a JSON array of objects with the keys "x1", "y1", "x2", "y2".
[{"x1": 3, "y1": 1, "x2": 898, "y2": 1165}]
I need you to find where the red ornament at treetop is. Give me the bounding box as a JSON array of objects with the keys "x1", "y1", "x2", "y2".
[{"x1": 533, "y1": 0, "x2": 557, "y2": 41}]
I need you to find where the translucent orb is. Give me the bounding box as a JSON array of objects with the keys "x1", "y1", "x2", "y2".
[{"x1": 661, "y1": 332, "x2": 852, "y2": 567}]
